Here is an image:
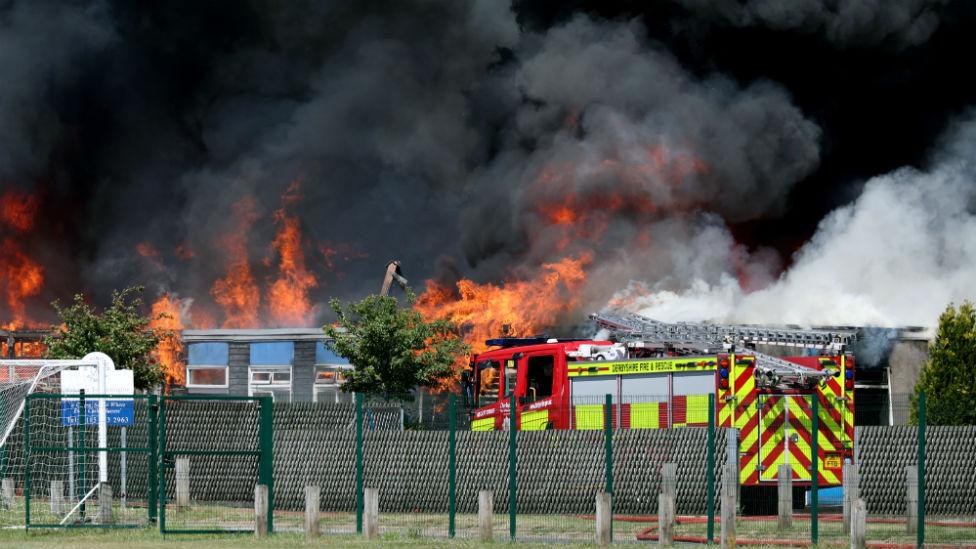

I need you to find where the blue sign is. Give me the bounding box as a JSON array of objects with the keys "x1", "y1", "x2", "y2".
[{"x1": 61, "y1": 400, "x2": 134, "y2": 427}]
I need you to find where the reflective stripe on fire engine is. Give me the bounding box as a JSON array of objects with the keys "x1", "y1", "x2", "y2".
[
  {"x1": 672, "y1": 394, "x2": 710, "y2": 427},
  {"x1": 628, "y1": 402, "x2": 666, "y2": 429},
  {"x1": 574, "y1": 405, "x2": 605, "y2": 430},
  {"x1": 567, "y1": 357, "x2": 716, "y2": 377},
  {"x1": 471, "y1": 417, "x2": 495, "y2": 431},
  {"x1": 520, "y1": 410, "x2": 549, "y2": 431}
]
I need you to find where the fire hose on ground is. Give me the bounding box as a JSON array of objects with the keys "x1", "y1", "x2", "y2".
[{"x1": 575, "y1": 513, "x2": 976, "y2": 548}]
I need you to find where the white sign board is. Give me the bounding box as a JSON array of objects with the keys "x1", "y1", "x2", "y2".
[{"x1": 61, "y1": 367, "x2": 135, "y2": 426}]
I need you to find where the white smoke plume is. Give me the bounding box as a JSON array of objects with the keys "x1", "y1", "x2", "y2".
[{"x1": 620, "y1": 115, "x2": 976, "y2": 328}]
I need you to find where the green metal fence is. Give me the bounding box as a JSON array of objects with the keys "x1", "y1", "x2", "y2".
[
  {"x1": 23, "y1": 392, "x2": 156, "y2": 529},
  {"x1": 7, "y1": 388, "x2": 976, "y2": 546},
  {"x1": 157, "y1": 395, "x2": 272, "y2": 535}
]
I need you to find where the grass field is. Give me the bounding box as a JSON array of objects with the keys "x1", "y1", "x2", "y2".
[
  {"x1": 4, "y1": 500, "x2": 976, "y2": 547},
  {"x1": 0, "y1": 529, "x2": 597, "y2": 549}
]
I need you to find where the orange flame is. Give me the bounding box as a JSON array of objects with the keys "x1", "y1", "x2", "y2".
[
  {"x1": 533, "y1": 145, "x2": 708, "y2": 249},
  {"x1": 0, "y1": 190, "x2": 38, "y2": 233},
  {"x1": 211, "y1": 196, "x2": 261, "y2": 328},
  {"x1": 136, "y1": 242, "x2": 160, "y2": 258},
  {"x1": 0, "y1": 190, "x2": 46, "y2": 347},
  {"x1": 268, "y1": 181, "x2": 318, "y2": 326},
  {"x1": 0, "y1": 239, "x2": 44, "y2": 328},
  {"x1": 415, "y1": 253, "x2": 592, "y2": 357},
  {"x1": 149, "y1": 295, "x2": 186, "y2": 387}
]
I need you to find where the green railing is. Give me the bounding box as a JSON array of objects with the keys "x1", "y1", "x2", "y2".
[{"x1": 157, "y1": 394, "x2": 272, "y2": 535}]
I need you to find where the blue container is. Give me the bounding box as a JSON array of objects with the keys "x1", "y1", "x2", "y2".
[{"x1": 805, "y1": 486, "x2": 843, "y2": 508}]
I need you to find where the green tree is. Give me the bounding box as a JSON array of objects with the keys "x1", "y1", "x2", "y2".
[
  {"x1": 326, "y1": 293, "x2": 469, "y2": 400},
  {"x1": 911, "y1": 301, "x2": 976, "y2": 425},
  {"x1": 44, "y1": 286, "x2": 165, "y2": 391}
]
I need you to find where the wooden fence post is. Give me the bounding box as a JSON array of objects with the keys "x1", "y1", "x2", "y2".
[
  {"x1": 843, "y1": 463, "x2": 859, "y2": 534},
  {"x1": 175, "y1": 458, "x2": 190, "y2": 510},
  {"x1": 596, "y1": 491, "x2": 612, "y2": 546},
  {"x1": 851, "y1": 498, "x2": 866, "y2": 549},
  {"x1": 906, "y1": 466, "x2": 918, "y2": 534},
  {"x1": 254, "y1": 484, "x2": 268, "y2": 538},
  {"x1": 0, "y1": 478, "x2": 14, "y2": 509},
  {"x1": 304, "y1": 485, "x2": 320, "y2": 539},
  {"x1": 661, "y1": 462, "x2": 677, "y2": 539},
  {"x1": 720, "y1": 464, "x2": 736, "y2": 549},
  {"x1": 98, "y1": 483, "x2": 113, "y2": 524},
  {"x1": 659, "y1": 493, "x2": 674, "y2": 546},
  {"x1": 50, "y1": 480, "x2": 65, "y2": 516},
  {"x1": 778, "y1": 464, "x2": 792, "y2": 530},
  {"x1": 364, "y1": 487, "x2": 379, "y2": 540},
  {"x1": 478, "y1": 490, "x2": 494, "y2": 542}
]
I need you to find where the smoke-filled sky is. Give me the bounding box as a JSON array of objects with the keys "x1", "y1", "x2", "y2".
[{"x1": 1, "y1": 0, "x2": 975, "y2": 330}]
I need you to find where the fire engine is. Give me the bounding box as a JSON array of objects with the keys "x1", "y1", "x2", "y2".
[{"x1": 466, "y1": 310, "x2": 856, "y2": 491}]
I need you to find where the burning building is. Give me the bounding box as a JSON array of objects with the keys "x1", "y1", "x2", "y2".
[
  {"x1": 180, "y1": 328, "x2": 352, "y2": 403},
  {"x1": 1, "y1": 2, "x2": 973, "y2": 425},
  {"x1": 0, "y1": 327, "x2": 52, "y2": 359}
]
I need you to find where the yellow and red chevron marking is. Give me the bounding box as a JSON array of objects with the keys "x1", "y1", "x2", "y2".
[
  {"x1": 819, "y1": 357, "x2": 847, "y2": 440},
  {"x1": 758, "y1": 396, "x2": 787, "y2": 482},
  {"x1": 785, "y1": 395, "x2": 842, "y2": 485},
  {"x1": 843, "y1": 355, "x2": 855, "y2": 446},
  {"x1": 733, "y1": 356, "x2": 761, "y2": 485}
]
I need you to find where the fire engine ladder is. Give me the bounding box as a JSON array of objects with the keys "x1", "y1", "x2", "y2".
[{"x1": 590, "y1": 311, "x2": 856, "y2": 388}]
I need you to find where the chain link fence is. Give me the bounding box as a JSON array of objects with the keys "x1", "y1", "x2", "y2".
[{"x1": 2, "y1": 389, "x2": 976, "y2": 546}]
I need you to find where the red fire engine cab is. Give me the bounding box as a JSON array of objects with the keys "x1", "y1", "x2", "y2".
[{"x1": 467, "y1": 311, "x2": 856, "y2": 489}]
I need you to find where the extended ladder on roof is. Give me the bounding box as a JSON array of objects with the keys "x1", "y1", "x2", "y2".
[{"x1": 590, "y1": 310, "x2": 856, "y2": 389}]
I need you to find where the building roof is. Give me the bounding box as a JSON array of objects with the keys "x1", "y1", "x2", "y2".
[{"x1": 182, "y1": 328, "x2": 332, "y2": 342}]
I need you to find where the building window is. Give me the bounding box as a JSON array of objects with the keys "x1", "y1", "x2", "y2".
[
  {"x1": 249, "y1": 342, "x2": 295, "y2": 402},
  {"x1": 313, "y1": 365, "x2": 353, "y2": 403},
  {"x1": 249, "y1": 366, "x2": 292, "y2": 402},
  {"x1": 315, "y1": 341, "x2": 354, "y2": 404},
  {"x1": 186, "y1": 342, "x2": 230, "y2": 389},
  {"x1": 187, "y1": 366, "x2": 228, "y2": 388}
]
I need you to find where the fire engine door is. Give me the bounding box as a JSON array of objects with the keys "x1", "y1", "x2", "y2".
[
  {"x1": 759, "y1": 395, "x2": 815, "y2": 482},
  {"x1": 518, "y1": 353, "x2": 556, "y2": 430}
]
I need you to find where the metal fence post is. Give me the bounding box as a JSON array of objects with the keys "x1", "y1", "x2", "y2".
[
  {"x1": 79, "y1": 389, "x2": 86, "y2": 523},
  {"x1": 811, "y1": 394, "x2": 819, "y2": 545},
  {"x1": 448, "y1": 393, "x2": 457, "y2": 538},
  {"x1": 148, "y1": 394, "x2": 158, "y2": 523},
  {"x1": 258, "y1": 396, "x2": 274, "y2": 534},
  {"x1": 707, "y1": 393, "x2": 716, "y2": 543},
  {"x1": 355, "y1": 392, "x2": 364, "y2": 534},
  {"x1": 158, "y1": 396, "x2": 167, "y2": 534},
  {"x1": 604, "y1": 393, "x2": 613, "y2": 542},
  {"x1": 509, "y1": 393, "x2": 517, "y2": 541},
  {"x1": 24, "y1": 396, "x2": 30, "y2": 530},
  {"x1": 917, "y1": 391, "x2": 926, "y2": 549}
]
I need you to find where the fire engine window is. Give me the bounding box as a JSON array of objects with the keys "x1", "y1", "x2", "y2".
[
  {"x1": 477, "y1": 360, "x2": 500, "y2": 404},
  {"x1": 526, "y1": 355, "x2": 554, "y2": 401}
]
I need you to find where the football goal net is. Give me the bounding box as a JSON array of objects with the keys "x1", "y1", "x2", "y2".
[{"x1": 0, "y1": 353, "x2": 124, "y2": 526}]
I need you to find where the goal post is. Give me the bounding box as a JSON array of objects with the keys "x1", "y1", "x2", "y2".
[{"x1": 0, "y1": 353, "x2": 141, "y2": 527}]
